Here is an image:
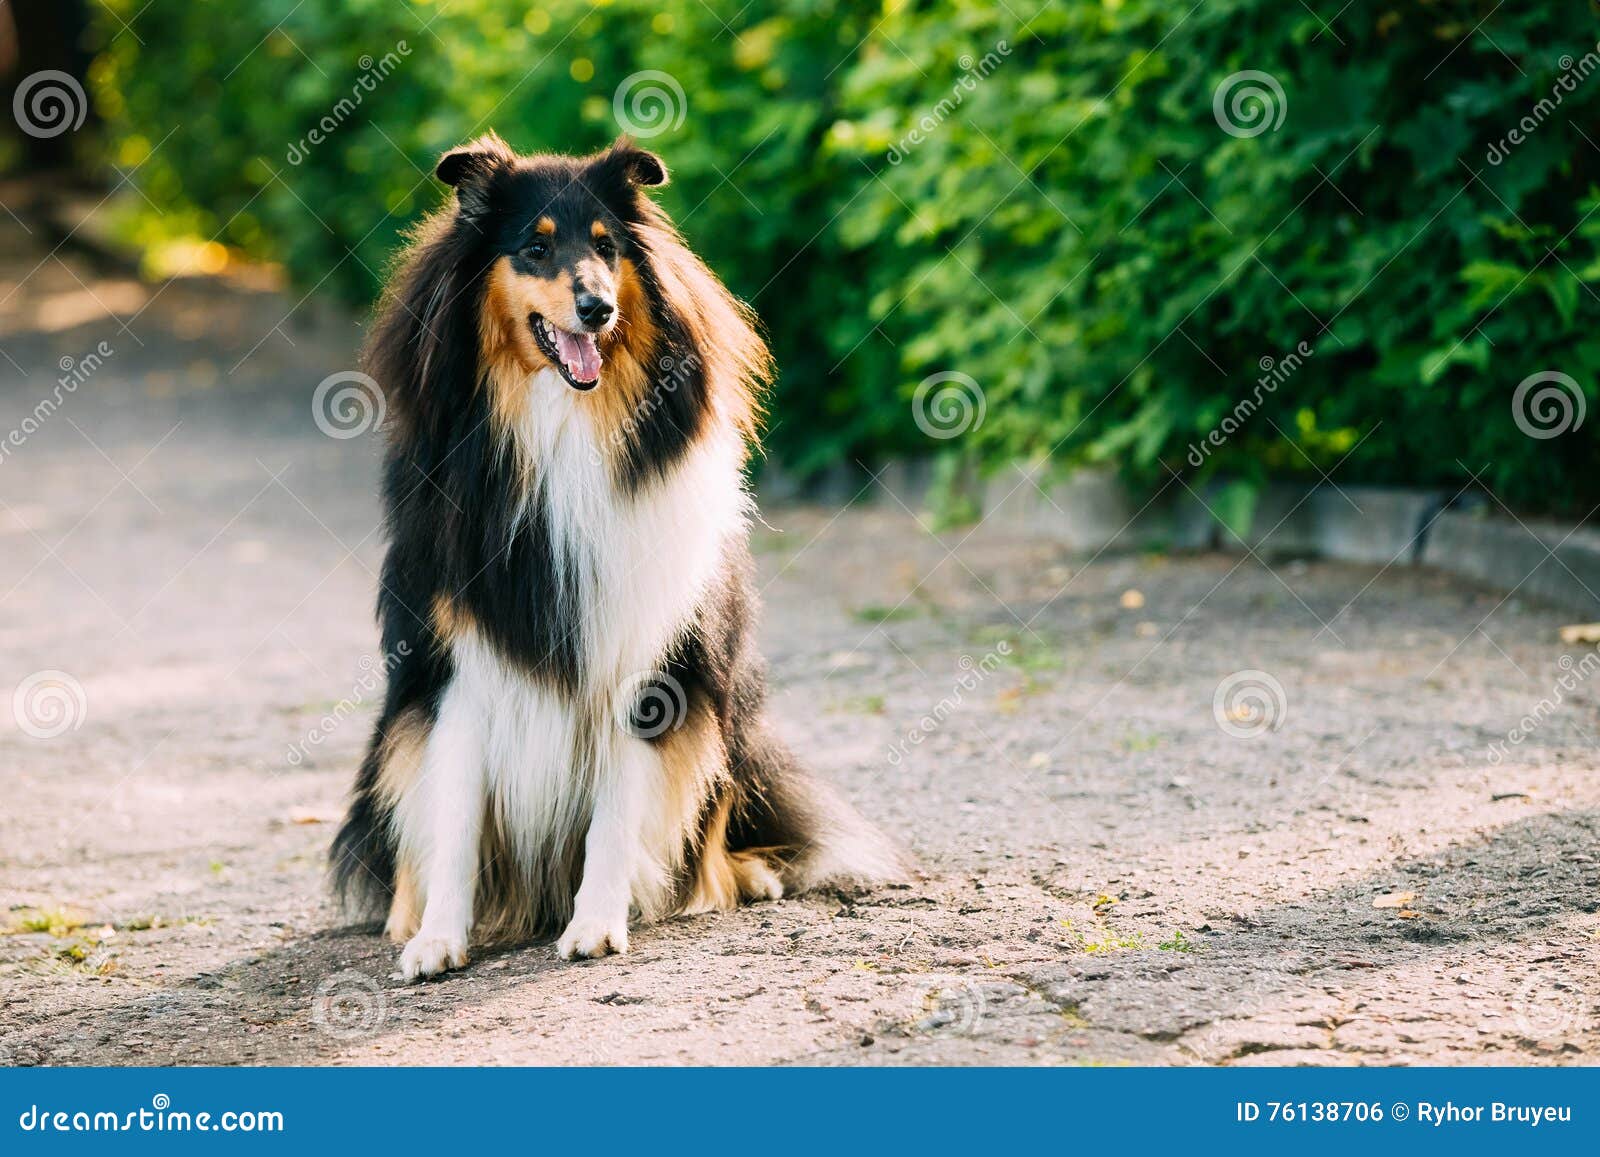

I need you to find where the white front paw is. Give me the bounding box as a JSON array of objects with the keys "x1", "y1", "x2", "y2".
[
  {"x1": 400, "y1": 931, "x2": 468, "y2": 981},
  {"x1": 557, "y1": 911, "x2": 629, "y2": 960}
]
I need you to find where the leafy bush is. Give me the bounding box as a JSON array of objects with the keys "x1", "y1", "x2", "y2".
[{"x1": 93, "y1": 0, "x2": 1600, "y2": 515}]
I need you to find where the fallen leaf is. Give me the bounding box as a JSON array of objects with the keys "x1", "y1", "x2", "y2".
[
  {"x1": 1397, "y1": 909, "x2": 1421, "y2": 919},
  {"x1": 1373, "y1": 891, "x2": 1415, "y2": 909},
  {"x1": 1119, "y1": 589, "x2": 1145, "y2": 610},
  {"x1": 288, "y1": 808, "x2": 336, "y2": 825},
  {"x1": 1559, "y1": 622, "x2": 1600, "y2": 644}
]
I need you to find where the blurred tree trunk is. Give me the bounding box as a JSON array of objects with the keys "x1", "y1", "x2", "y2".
[{"x1": 2, "y1": 0, "x2": 93, "y2": 173}]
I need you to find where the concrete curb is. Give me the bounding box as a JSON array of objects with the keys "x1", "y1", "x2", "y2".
[{"x1": 759, "y1": 461, "x2": 1600, "y2": 618}]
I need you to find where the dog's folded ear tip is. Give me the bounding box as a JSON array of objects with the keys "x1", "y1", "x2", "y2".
[
  {"x1": 436, "y1": 132, "x2": 515, "y2": 187},
  {"x1": 607, "y1": 136, "x2": 669, "y2": 188},
  {"x1": 434, "y1": 151, "x2": 470, "y2": 187}
]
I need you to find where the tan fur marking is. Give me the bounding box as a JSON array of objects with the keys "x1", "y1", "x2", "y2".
[
  {"x1": 656, "y1": 704, "x2": 785, "y2": 914},
  {"x1": 375, "y1": 709, "x2": 429, "y2": 943},
  {"x1": 591, "y1": 220, "x2": 609, "y2": 239},
  {"x1": 479, "y1": 258, "x2": 573, "y2": 434},
  {"x1": 430, "y1": 593, "x2": 463, "y2": 649},
  {"x1": 536, "y1": 216, "x2": 556, "y2": 236},
  {"x1": 374, "y1": 707, "x2": 429, "y2": 807},
  {"x1": 385, "y1": 861, "x2": 422, "y2": 943}
]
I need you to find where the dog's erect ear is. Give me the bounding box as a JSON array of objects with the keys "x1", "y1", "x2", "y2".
[
  {"x1": 601, "y1": 137, "x2": 669, "y2": 189},
  {"x1": 436, "y1": 132, "x2": 515, "y2": 216}
]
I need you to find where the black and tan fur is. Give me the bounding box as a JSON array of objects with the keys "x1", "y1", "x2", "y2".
[{"x1": 330, "y1": 134, "x2": 898, "y2": 978}]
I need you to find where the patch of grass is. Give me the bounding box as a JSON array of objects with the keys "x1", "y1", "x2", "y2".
[
  {"x1": 1014, "y1": 645, "x2": 1063, "y2": 675},
  {"x1": 1121, "y1": 732, "x2": 1162, "y2": 753},
  {"x1": 118, "y1": 914, "x2": 209, "y2": 932},
  {"x1": 6, "y1": 907, "x2": 92, "y2": 937},
  {"x1": 830, "y1": 694, "x2": 886, "y2": 715},
  {"x1": 1158, "y1": 931, "x2": 1197, "y2": 953},
  {"x1": 1060, "y1": 917, "x2": 1146, "y2": 954},
  {"x1": 1080, "y1": 930, "x2": 1146, "y2": 953},
  {"x1": 852, "y1": 604, "x2": 917, "y2": 624}
]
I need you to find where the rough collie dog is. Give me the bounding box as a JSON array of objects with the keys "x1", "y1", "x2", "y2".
[{"x1": 331, "y1": 134, "x2": 898, "y2": 980}]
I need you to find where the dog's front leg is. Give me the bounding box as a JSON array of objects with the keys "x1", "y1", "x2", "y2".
[
  {"x1": 557, "y1": 735, "x2": 646, "y2": 959},
  {"x1": 399, "y1": 690, "x2": 484, "y2": 981}
]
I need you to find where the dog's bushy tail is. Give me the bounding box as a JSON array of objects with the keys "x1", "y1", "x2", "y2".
[
  {"x1": 328, "y1": 747, "x2": 397, "y2": 919},
  {"x1": 728, "y1": 723, "x2": 906, "y2": 890}
]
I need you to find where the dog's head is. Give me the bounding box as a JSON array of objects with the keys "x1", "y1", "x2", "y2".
[{"x1": 438, "y1": 132, "x2": 668, "y2": 391}]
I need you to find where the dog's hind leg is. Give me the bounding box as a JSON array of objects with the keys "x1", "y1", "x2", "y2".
[{"x1": 396, "y1": 683, "x2": 486, "y2": 980}]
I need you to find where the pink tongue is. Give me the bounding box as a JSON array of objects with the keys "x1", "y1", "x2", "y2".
[{"x1": 553, "y1": 327, "x2": 601, "y2": 382}]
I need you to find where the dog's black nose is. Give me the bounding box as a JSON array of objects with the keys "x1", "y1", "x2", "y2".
[{"x1": 576, "y1": 294, "x2": 614, "y2": 329}]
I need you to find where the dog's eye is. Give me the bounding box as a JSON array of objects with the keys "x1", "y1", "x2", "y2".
[
  {"x1": 595, "y1": 236, "x2": 617, "y2": 260},
  {"x1": 523, "y1": 240, "x2": 551, "y2": 261}
]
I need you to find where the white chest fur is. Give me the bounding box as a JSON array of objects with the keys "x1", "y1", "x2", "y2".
[
  {"x1": 393, "y1": 369, "x2": 749, "y2": 964},
  {"x1": 507, "y1": 367, "x2": 749, "y2": 692}
]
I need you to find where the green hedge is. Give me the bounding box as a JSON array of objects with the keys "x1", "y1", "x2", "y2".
[{"x1": 95, "y1": 0, "x2": 1600, "y2": 516}]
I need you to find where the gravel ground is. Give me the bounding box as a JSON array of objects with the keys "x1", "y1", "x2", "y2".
[{"x1": 1, "y1": 215, "x2": 1596, "y2": 1067}]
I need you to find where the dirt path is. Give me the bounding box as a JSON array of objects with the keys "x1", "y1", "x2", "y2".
[{"x1": 1, "y1": 216, "x2": 1596, "y2": 1066}]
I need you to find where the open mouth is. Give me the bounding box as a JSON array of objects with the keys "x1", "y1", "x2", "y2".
[{"x1": 529, "y1": 313, "x2": 602, "y2": 390}]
